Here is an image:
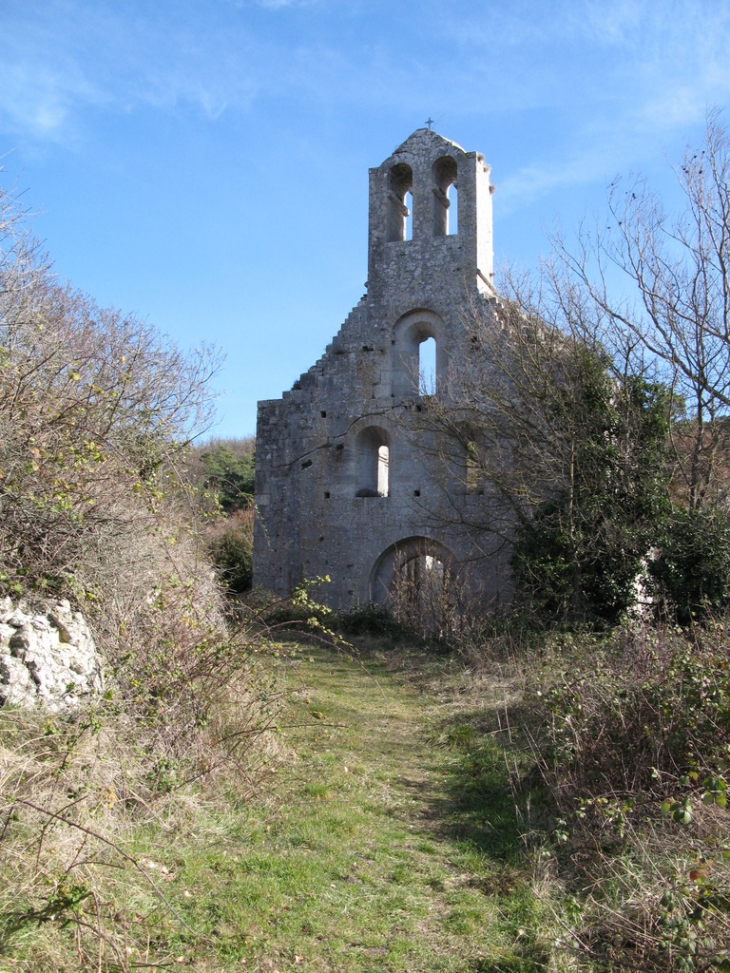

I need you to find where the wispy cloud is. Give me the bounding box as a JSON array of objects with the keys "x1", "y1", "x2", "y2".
[
  {"x1": 449, "y1": 0, "x2": 730, "y2": 212},
  {"x1": 0, "y1": 8, "x2": 109, "y2": 142},
  {"x1": 0, "y1": 1, "x2": 263, "y2": 143},
  {"x1": 2, "y1": 0, "x2": 730, "y2": 186},
  {"x1": 226, "y1": 0, "x2": 320, "y2": 8},
  {"x1": 254, "y1": 0, "x2": 312, "y2": 8},
  {"x1": 0, "y1": 61, "x2": 101, "y2": 141}
]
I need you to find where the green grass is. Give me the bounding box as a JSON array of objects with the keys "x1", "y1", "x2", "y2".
[
  {"x1": 3, "y1": 639, "x2": 559, "y2": 972},
  {"x1": 148, "y1": 641, "x2": 555, "y2": 972}
]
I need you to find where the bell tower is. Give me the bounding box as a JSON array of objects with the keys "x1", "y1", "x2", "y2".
[{"x1": 366, "y1": 128, "x2": 495, "y2": 307}]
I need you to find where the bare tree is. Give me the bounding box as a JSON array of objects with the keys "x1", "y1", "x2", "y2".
[
  {"x1": 0, "y1": 178, "x2": 221, "y2": 600},
  {"x1": 418, "y1": 116, "x2": 730, "y2": 621},
  {"x1": 407, "y1": 263, "x2": 672, "y2": 623},
  {"x1": 558, "y1": 112, "x2": 730, "y2": 513}
]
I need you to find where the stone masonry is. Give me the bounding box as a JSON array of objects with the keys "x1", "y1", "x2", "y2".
[{"x1": 253, "y1": 128, "x2": 512, "y2": 610}]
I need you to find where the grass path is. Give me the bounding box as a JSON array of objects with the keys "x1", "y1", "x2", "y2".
[{"x1": 166, "y1": 641, "x2": 552, "y2": 972}]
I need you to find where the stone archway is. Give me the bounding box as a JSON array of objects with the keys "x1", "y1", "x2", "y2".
[{"x1": 369, "y1": 536, "x2": 459, "y2": 635}]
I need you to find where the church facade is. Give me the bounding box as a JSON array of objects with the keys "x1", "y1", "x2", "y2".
[{"x1": 253, "y1": 128, "x2": 510, "y2": 610}]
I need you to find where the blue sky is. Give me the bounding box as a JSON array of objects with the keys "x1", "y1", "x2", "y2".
[{"x1": 3, "y1": 0, "x2": 730, "y2": 437}]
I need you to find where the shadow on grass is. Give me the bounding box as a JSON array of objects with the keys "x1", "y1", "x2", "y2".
[
  {"x1": 403, "y1": 713, "x2": 549, "y2": 864},
  {"x1": 302, "y1": 640, "x2": 549, "y2": 866},
  {"x1": 406, "y1": 705, "x2": 555, "y2": 972},
  {"x1": 473, "y1": 960, "x2": 549, "y2": 973},
  {"x1": 299, "y1": 641, "x2": 549, "y2": 861},
  {"x1": 288, "y1": 642, "x2": 555, "y2": 970},
  {"x1": 401, "y1": 703, "x2": 551, "y2": 863}
]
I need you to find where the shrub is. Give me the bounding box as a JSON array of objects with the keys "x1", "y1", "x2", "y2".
[
  {"x1": 532, "y1": 624, "x2": 730, "y2": 810},
  {"x1": 192, "y1": 438, "x2": 256, "y2": 512},
  {"x1": 527, "y1": 623, "x2": 730, "y2": 970},
  {"x1": 650, "y1": 509, "x2": 730, "y2": 623},
  {"x1": 0, "y1": 186, "x2": 219, "y2": 603},
  {"x1": 209, "y1": 508, "x2": 254, "y2": 594},
  {"x1": 0, "y1": 180, "x2": 281, "y2": 971},
  {"x1": 510, "y1": 374, "x2": 672, "y2": 627},
  {"x1": 337, "y1": 604, "x2": 411, "y2": 638}
]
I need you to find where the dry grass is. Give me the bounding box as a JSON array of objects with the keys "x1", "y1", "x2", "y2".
[
  {"x1": 470, "y1": 620, "x2": 730, "y2": 972},
  {"x1": 0, "y1": 600, "x2": 287, "y2": 972}
]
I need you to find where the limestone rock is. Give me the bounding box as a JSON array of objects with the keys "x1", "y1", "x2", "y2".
[{"x1": 0, "y1": 600, "x2": 104, "y2": 711}]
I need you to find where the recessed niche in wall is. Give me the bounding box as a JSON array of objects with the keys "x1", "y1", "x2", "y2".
[{"x1": 354, "y1": 426, "x2": 390, "y2": 497}]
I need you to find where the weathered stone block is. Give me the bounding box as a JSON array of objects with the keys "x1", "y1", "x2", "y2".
[{"x1": 0, "y1": 600, "x2": 104, "y2": 711}]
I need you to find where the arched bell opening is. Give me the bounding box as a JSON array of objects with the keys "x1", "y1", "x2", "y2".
[
  {"x1": 387, "y1": 163, "x2": 414, "y2": 243},
  {"x1": 432, "y1": 155, "x2": 458, "y2": 237}
]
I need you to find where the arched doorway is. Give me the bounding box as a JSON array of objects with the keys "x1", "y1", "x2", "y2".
[{"x1": 369, "y1": 537, "x2": 459, "y2": 636}]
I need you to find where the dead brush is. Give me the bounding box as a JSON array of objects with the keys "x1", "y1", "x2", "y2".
[
  {"x1": 521, "y1": 620, "x2": 730, "y2": 971},
  {"x1": 559, "y1": 816, "x2": 730, "y2": 972},
  {"x1": 0, "y1": 706, "x2": 192, "y2": 970},
  {"x1": 387, "y1": 550, "x2": 478, "y2": 643}
]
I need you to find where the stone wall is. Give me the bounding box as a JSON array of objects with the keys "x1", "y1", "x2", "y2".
[{"x1": 254, "y1": 128, "x2": 512, "y2": 610}]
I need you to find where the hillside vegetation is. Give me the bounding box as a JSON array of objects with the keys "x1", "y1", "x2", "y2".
[{"x1": 0, "y1": 183, "x2": 281, "y2": 970}]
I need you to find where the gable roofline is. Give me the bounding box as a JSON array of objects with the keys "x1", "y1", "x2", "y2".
[{"x1": 390, "y1": 128, "x2": 467, "y2": 158}]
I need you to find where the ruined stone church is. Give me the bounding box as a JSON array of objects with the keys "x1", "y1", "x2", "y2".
[{"x1": 253, "y1": 128, "x2": 510, "y2": 610}]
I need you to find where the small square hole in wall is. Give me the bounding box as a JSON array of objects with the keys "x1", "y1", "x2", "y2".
[
  {"x1": 321, "y1": 411, "x2": 327, "y2": 418},
  {"x1": 414, "y1": 489, "x2": 421, "y2": 497},
  {"x1": 416, "y1": 404, "x2": 422, "y2": 412},
  {"x1": 324, "y1": 491, "x2": 330, "y2": 499}
]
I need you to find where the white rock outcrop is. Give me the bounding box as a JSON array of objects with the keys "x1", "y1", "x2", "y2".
[{"x1": 0, "y1": 598, "x2": 104, "y2": 711}]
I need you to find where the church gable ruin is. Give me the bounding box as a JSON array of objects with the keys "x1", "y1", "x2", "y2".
[{"x1": 253, "y1": 128, "x2": 511, "y2": 609}]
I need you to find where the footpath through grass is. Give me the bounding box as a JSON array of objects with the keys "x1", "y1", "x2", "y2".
[{"x1": 160, "y1": 639, "x2": 555, "y2": 972}]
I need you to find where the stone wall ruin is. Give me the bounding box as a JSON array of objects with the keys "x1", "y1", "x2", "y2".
[{"x1": 253, "y1": 128, "x2": 511, "y2": 612}]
